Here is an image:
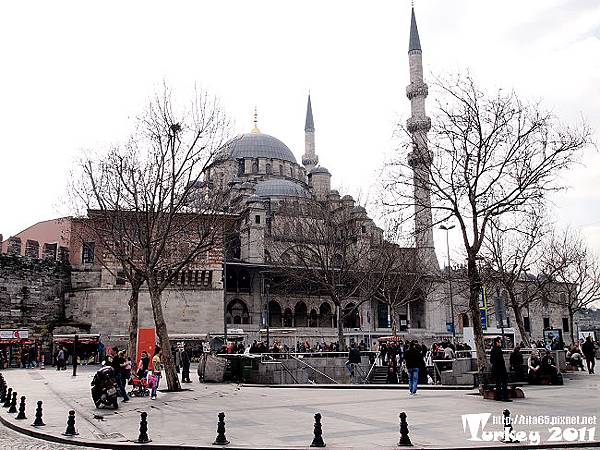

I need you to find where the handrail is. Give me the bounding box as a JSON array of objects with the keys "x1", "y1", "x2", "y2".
[
  {"x1": 364, "y1": 359, "x2": 377, "y2": 384},
  {"x1": 279, "y1": 361, "x2": 299, "y2": 384},
  {"x1": 290, "y1": 355, "x2": 339, "y2": 384}
]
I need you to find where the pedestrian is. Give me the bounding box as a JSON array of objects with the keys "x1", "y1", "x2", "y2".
[
  {"x1": 509, "y1": 345, "x2": 524, "y2": 381},
  {"x1": 181, "y1": 344, "x2": 191, "y2": 383},
  {"x1": 582, "y1": 336, "x2": 596, "y2": 374},
  {"x1": 29, "y1": 345, "x2": 37, "y2": 368},
  {"x1": 56, "y1": 347, "x2": 66, "y2": 371},
  {"x1": 137, "y1": 351, "x2": 150, "y2": 379},
  {"x1": 490, "y1": 337, "x2": 511, "y2": 402},
  {"x1": 111, "y1": 348, "x2": 129, "y2": 403},
  {"x1": 404, "y1": 341, "x2": 422, "y2": 395},
  {"x1": 151, "y1": 346, "x2": 162, "y2": 400}
]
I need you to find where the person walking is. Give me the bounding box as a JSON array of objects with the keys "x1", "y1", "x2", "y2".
[
  {"x1": 404, "y1": 341, "x2": 423, "y2": 395},
  {"x1": 490, "y1": 337, "x2": 511, "y2": 402},
  {"x1": 181, "y1": 344, "x2": 191, "y2": 383},
  {"x1": 582, "y1": 336, "x2": 596, "y2": 374},
  {"x1": 151, "y1": 347, "x2": 162, "y2": 400},
  {"x1": 56, "y1": 347, "x2": 66, "y2": 371},
  {"x1": 111, "y1": 348, "x2": 129, "y2": 403}
]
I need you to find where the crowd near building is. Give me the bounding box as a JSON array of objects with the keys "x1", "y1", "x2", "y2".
[{"x1": 0, "y1": 8, "x2": 595, "y2": 367}]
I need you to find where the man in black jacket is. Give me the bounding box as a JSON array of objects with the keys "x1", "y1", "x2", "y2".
[
  {"x1": 404, "y1": 341, "x2": 423, "y2": 395},
  {"x1": 490, "y1": 337, "x2": 510, "y2": 402},
  {"x1": 181, "y1": 344, "x2": 191, "y2": 383},
  {"x1": 582, "y1": 336, "x2": 596, "y2": 374}
]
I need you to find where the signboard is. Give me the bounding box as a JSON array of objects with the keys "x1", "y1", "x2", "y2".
[
  {"x1": 543, "y1": 329, "x2": 563, "y2": 350},
  {"x1": 136, "y1": 328, "x2": 156, "y2": 371},
  {"x1": 479, "y1": 287, "x2": 488, "y2": 330},
  {"x1": 0, "y1": 329, "x2": 29, "y2": 340}
]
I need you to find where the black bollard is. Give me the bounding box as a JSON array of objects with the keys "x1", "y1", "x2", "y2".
[
  {"x1": 32, "y1": 401, "x2": 45, "y2": 427},
  {"x1": 63, "y1": 410, "x2": 79, "y2": 436},
  {"x1": 15, "y1": 396, "x2": 26, "y2": 419},
  {"x1": 8, "y1": 392, "x2": 17, "y2": 414},
  {"x1": 134, "y1": 411, "x2": 152, "y2": 443},
  {"x1": 310, "y1": 413, "x2": 326, "y2": 448},
  {"x1": 398, "y1": 412, "x2": 413, "y2": 447},
  {"x1": 2, "y1": 388, "x2": 12, "y2": 408},
  {"x1": 502, "y1": 409, "x2": 519, "y2": 444},
  {"x1": 212, "y1": 412, "x2": 230, "y2": 445},
  {"x1": 0, "y1": 384, "x2": 6, "y2": 404}
]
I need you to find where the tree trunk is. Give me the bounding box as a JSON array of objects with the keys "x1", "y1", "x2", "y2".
[
  {"x1": 391, "y1": 306, "x2": 398, "y2": 336},
  {"x1": 336, "y1": 305, "x2": 346, "y2": 351},
  {"x1": 509, "y1": 293, "x2": 530, "y2": 347},
  {"x1": 569, "y1": 310, "x2": 575, "y2": 345},
  {"x1": 148, "y1": 286, "x2": 181, "y2": 392},
  {"x1": 127, "y1": 286, "x2": 140, "y2": 363},
  {"x1": 467, "y1": 256, "x2": 488, "y2": 376}
]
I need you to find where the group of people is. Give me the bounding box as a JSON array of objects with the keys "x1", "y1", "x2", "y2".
[
  {"x1": 372, "y1": 340, "x2": 429, "y2": 393},
  {"x1": 106, "y1": 346, "x2": 164, "y2": 401},
  {"x1": 566, "y1": 336, "x2": 596, "y2": 374}
]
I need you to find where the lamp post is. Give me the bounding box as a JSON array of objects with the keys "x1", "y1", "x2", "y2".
[{"x1": 440, "y1": 224, "x2": 456, "y2": 342}]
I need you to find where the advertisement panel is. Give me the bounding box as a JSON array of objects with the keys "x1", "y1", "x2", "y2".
[{"x1": 136, "y1": 328, "x2": 156, "y2": 370}]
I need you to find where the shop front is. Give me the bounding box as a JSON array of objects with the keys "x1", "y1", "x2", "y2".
[{"x1": 0, "y1": 329, "x2": 35, "y2": 368}]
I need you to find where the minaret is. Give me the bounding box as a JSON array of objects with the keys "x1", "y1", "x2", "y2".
[
  {"x1": 302, "y1": 94, "x2": 319, "y2": 172},
  {"x1": 406, "y1": 7, "x2": 438, "y2": 270}
]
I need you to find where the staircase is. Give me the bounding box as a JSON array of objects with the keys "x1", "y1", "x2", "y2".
[{"x1": 370, "y1": 365, "x2": 388, "y2": 384}]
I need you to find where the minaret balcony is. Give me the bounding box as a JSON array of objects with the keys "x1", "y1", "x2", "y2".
[
  {"x1": 407, "y1": 149, "x2": 433, "y2": 168},
  {"x1": 302, "y1": 155, "x2": 319, "y2": 167},
  {"x1": 406, "y1": 116, "x2": 431, "y2": 133},
  {"x1": 406, "y1": 81, "x2": 429, "y2": 100}
]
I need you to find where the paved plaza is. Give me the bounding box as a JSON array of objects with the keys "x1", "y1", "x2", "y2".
[{"x1": 0, "y1": 365, "x2": 598, "y2": 449}]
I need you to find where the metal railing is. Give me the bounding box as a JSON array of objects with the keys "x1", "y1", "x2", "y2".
[{"x1": 289, "y1": 354, "x2": 338, "y2": 384}]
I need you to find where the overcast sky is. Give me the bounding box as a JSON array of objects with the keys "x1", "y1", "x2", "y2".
[{"x1": 1, "y1": 0, "x2": 599, "y2": 267}]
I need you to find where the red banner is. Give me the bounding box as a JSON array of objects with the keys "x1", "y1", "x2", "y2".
[{"x1": 136, "y1": 328, "x2": 156, "y2": 371}]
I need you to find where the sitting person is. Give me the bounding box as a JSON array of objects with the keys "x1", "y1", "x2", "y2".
[
  {"x1": 527, "y1": 350, "x2": 542, "y2": 384},
  {"x1": 540, "y1": 350, "x2": 563, "y2": 385}
]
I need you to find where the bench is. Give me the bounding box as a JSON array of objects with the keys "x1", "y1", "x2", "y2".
[{"x1": 479, "y1": 372, "x2": 525, "y2": 400}]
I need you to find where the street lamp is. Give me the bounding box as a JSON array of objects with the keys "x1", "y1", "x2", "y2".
[{"x1": 440, "y1": 224, "x2": 456, "y2": 341}]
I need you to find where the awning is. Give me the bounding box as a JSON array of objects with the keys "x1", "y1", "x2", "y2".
[
  {"x1": 53, "y1": 334, "x2": 100, "y2": 345},
  {"x1": 0, "y1": 339, "x2": 33, "y2": 345},
  {"x1": 377, "y1": 335, "x2": 404, "y2": 342}
]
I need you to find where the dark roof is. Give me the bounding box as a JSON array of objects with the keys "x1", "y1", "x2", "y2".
[
  {"x1": 305, "y1": 95, "x2": 314, "y2": 132},
  {"x1": 220, "y1": 133, "x2": 297, "y2": 163},
  {"x1": 408, "y1": 7, "x2": 422, "y2": 53},
  {"x1": 309, "y1": 166, "x2": 330, "y2": 175}
]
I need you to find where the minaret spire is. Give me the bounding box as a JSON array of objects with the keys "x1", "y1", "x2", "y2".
[
  {"x1": 251, "y1": 106, "x2": 260, "y2": 134},
  {"x1": 302, "y1": 93, "x2": 318, "y2": 172},
  {"x1": 406, "y1": 6, "x2": 438, "y2": 271}
]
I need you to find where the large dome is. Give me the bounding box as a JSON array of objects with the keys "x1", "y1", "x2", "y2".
[
  {"x1": 220, "y1": 133, "x2": 297, "y2": 163},
  {"x1": 255, "y1": 179, "x2": 311, "y2": 199}
]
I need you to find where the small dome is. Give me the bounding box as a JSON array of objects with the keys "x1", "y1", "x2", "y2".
[
  {"x1": 255, "y1": 179, "x2": 311, "y2": 199},
  {"x1": 310, "y1": 166, "x2": 330, "y2": 175},
  {"x1": 239, "y1": 181, "x2": 255, "y2": 190},
  {"x1": 342, "y1": 194, "x2": 354, "y2": 201},
  {"x1": 353, "y1": 205, "x2": 366, "y2": 213},
  {"x1": 246, "y1": 194, "x2": 264, "y2": 205},
  {"x1": 219, "y1": 133, "x2": 297, "y2": 163}
]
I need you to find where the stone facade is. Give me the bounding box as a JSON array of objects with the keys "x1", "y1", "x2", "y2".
[{"x1": 0, "y1": 254, "x2": 71, "y2": 343}]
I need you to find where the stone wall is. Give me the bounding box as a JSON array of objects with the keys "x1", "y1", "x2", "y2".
[
  {"x1": 0, "y1": 254, "x2": 71, "y2": 343},
  {"x1": 67, "y1": 287, "x2": 225, "y2": 345}
]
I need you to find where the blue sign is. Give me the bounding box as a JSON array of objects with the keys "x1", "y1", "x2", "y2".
[{"x1": 480, "y1": 309, "x2": 487, "y2": 330}]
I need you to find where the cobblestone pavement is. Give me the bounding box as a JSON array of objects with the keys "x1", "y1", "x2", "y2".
[{"x1": 0, "y1": 422, "x2": 96, "y2": 450}]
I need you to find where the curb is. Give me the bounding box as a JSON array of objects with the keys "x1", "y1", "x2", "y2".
[
  {"x1": 241, "y1": 384, "x2": 475, "y2": 390},
  {"x1": 1, "y1": 413, "x2": 599, "y2": 450}
]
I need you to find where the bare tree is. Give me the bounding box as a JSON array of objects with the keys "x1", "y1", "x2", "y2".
[
  {"x1": 481, "y1": 212, "x2": 551, "y2": 347},
  {"x1": 73, "y1": 85, "x2": 230, "y2": 391},
  {"x1": 271, "y1": 199, "x2": 383, "y2": 350},
  {"x1": 384, "y1": 74, "x2": 591, "y2": 373},
  {"x1": 541, "y1": 229, "x2": 600, "y2": 344},
  {"x1": 374, "y1": 228, "x2": 436, "y2": 336}
]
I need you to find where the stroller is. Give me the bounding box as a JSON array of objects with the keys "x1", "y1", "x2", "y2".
[{"x1": 128, "y1": 371, "x2": 150, "y2": 397}]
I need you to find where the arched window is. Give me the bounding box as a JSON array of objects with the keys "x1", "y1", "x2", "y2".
[
  {"x1": 227, "y1": 299, "x2": 250, "y2": 325},
  {"x1": 279, "y1": 165, "x2": 284, "y2": 175},
  {"x1": 290, "y1": 167, "x2": 294, "y2": 178},
  {"x1": 343, "y1": 303, "x2": 360, "y2": 328},
  {"x1": 266, "y1": 163, "x2": 272, "y2": 174},
  {"x1": 320, "y1": 303, "x2": 333, "y2": 328},
  {"x1": 296, "y1": 223, "x2": 303, "y2": 238},
  {"x1": 295, "y1": 301, "x2": 308, "y2": 327},
  {"x1": 309, "y1": 308, "x2": 318, "y2": 327},
  {"x1": 252, "y1": 159, "x2": 258, "y2": 174},
  {"x1": 264, "y1": 250, "x2": 272, "y2": 262},
  {"x1": 268, "y1": 300, "x2": 282, "y2": 327},
  {"x1": 333, "y1": 254, "x2": 343, "y2": 268}
]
